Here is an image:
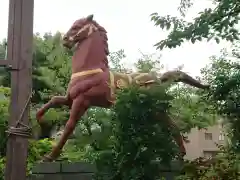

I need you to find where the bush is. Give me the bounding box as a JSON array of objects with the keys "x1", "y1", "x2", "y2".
[
  {"x1": 0, "y1": 157, "x2": 5, "y2": 180},
  {"x1": 27, "y1": 139, "x2": 53, "y2": 174},
  {"x1": 177, "y1": 145, "x2": 240, "y2": 180},
  {"x1": 0, "y1": 138, "x2": 53, "y2": 179},
  {"x1": 95, "y1": 85, "x2": 179, "y2": 180},
  {"x1": 0, "y1": 86, "x2": 10, "y2": 156},
  {"x1": 0, "y1": 86, "x2": 55, "y2": 178}
]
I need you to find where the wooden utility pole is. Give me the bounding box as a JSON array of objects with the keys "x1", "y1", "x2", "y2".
[{"x1": 2, "y1": 0, "x2": 34, "y2": 180}]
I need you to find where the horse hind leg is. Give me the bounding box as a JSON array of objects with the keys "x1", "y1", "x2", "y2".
[
  {"x1": 160, "y1": 70, "x2": 210, "y2": 89},
  {"x1": 42, "y1": 95, "x2": 89, "y2": 162},
  {"x1": 165, "y1": 115, "x2": 186, "y2": 158},
  {"x1": 157, "y1": 113, "x2": 186, "y2": 158}
]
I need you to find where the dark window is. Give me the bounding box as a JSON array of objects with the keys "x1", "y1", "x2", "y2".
[
  {"x1": 203, "y1": 151, "x2": 217, "y2": 158},
  {"x1": 205, "y1": 133, "x2": 212, "y2": 140}
]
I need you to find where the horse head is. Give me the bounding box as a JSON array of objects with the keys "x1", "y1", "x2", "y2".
[
  {"x1": 62, "y1": 14, "x2": 109, "y2": 72},
  {"x1": 62, "y1": 14, "x2": 105, "y2": 49}
]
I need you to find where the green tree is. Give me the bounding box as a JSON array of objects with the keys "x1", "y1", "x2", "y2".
[
  {"x1": 151, "y1": 0, "x2": 240, "y2": 49},
  {"x1": 201, "y1": 40, "x2": 240, "y2": 151},
  {"x1": 134, "y1": 53, "x2": 162, "y2": 73},
  {"x1": 0, "y1": 32, "x2": 71, "y2": 104},
  {"x1": 170, "y1": 85, "x2": 217, "y2": 134},
  {"x1": 0, "y1": 40, "x2": 6, "y2": 59},
  {"x1": 108, "y1": 49, "x2": 127, "y2": 72}
]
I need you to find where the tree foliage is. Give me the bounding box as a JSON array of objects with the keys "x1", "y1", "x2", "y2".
[
  {"x1": 0, "y1": 32, "x2": 71, "y2": 104},
  {"x1": 151, "y1": 0, "x2": 240, "y2": 49},
  {"x1": 201, "y1": 40, "x2": 240, "y2": 151},
  {"x1": 169, "y1": 86, "x2": 218, "y2": 133}
]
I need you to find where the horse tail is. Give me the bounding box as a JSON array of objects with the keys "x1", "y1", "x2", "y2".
[{"x1": 159, "y1": 70, "x2": 210, "y2": 89}]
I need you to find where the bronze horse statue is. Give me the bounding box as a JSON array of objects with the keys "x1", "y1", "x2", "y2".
[{"x1": 36, "y1": 14, "x2": 210, "y2": 162}]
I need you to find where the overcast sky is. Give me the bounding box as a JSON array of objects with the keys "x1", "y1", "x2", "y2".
[{"x1": 0, "y1": 0, "x2": 230, "y2": 77}]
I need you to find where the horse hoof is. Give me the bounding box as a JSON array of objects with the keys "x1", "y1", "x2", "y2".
[
  {"x1": 41, "y1": 154, "x2": 54, "y2": 162},
  {"x1": 179, "y1": 151, "x2": 186, "y2": 159},
  {"x1": 36, "y1": 110, "x2": 44, "y2": 121},
  {"x1": 37, "y1": 122, "x2": 53, "y2": 140}
]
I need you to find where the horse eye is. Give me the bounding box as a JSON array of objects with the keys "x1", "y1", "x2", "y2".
[{"x1": 72, "y1": 26, "x2": 78, "y2": 30}]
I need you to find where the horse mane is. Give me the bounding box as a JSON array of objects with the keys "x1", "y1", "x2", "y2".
[
  {"x1": 91, "y1": 20, "x2": 109, "y2": 56},
  {"x1": 92, "y1": 20, "x2": 107, "y2": 34}
]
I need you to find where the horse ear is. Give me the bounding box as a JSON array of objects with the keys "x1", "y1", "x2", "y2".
[{"x1": 86, "y1": 14, "x2": 94, "y2": 21}]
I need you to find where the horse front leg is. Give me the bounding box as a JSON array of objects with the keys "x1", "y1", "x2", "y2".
[
  {"x1": 36, "y1": 96, "x2": 71, "y2": 123},
  {"x1": 36, "y1": 96, "x2": 72, "y2": 139},
  {"x1": 42, "y1": 95, "x2": 89, "y2": 162}
]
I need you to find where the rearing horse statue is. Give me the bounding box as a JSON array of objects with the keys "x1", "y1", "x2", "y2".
[{"x1": 36, "y1": 14, "x2": 210, "y2": 162}]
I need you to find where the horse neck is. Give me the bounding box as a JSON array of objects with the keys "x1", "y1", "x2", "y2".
[{"x1": 71, "y1": 31, "x2": 109, "y2": 73}]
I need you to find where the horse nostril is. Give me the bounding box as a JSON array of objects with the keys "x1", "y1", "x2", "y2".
[{"x1": 63, "y1": 36, "x2": 68, "y2": 41}]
